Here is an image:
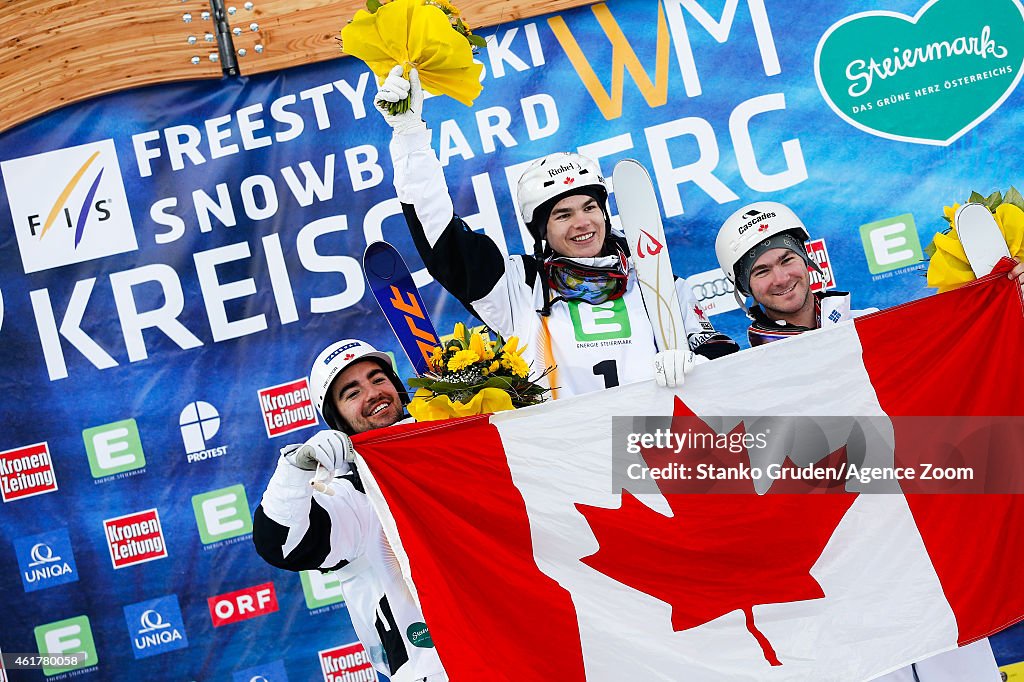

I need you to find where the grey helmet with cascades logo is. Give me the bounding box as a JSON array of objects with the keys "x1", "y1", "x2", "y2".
[{"x1": 309, "y1": 339, "x2": 408, "y2": 434}]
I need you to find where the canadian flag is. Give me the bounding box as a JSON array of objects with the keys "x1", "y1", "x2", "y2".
[{"x1": 354, "y1": 263, "x2": 1024, "y2": 681}]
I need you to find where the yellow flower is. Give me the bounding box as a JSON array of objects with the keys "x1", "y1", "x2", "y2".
[
  {"x1": 426, "y1": 0, "x2": 460, "y2": 15},
  {"x1": 340, "y1": 0, "x2": 483, "y2": 107},
  {"x1": 447, "y1": 349, "x2": 480, "y2": 372},
  {"x1": 501, "y1": 336, "x2": 519, "y2": 355},
  {"x1": 469, "y1": 332, "x2": 486, "y2": 358},
  {"x1": 927, "y1": 202, "x2": 1024, "y2": 293},
  {"x1": 500, "y1": 352, "x2": 530, "y2": 378},
  {"x1": 408, "y1": 387, "x2": 514, "y2": 421},
  {"x1": 488, "y1": 360, "x2": 499, "y2": 374},
  {"x1": 454, "y1": 321, "x2": 466, "y2": 341},
  {"x1": 428, "y1": 345, "x2": 444, "y2": 369}
]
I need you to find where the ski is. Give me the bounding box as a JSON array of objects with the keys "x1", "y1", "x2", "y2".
[
  {"x1": 954, "y1": 202, "x2": 1011, "y2": 278},
  {"x1": 613, "y1": 159, "x2": 687, "y2": 351},
  {"x1": 363, "y1": 241, "x2": 441, "y2": 376}
]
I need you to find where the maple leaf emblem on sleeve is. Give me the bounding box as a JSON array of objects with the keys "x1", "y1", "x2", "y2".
[{"x1": 577, "y1": 398, "x2": 857, "y2": 667}]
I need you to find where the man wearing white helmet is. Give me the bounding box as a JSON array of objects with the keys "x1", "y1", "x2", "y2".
[
  {"x1": 716, "y1": 203, "x2": 1001, "y2": 681},
  {"x1": 253, "y1": 339, "x2": 447, "y2": 682},
  {"x1": 375, "y1": 66, "x2": 737, "y2": 397},
  {"x1": 716, "y1": 201, "x2": 879, "y2": 347}
]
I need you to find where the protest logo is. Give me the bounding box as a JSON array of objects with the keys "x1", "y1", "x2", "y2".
[
  {"x1": 103, "y1": 508, "x2": 168, "y2": 569},
  {"x1": 180, "y1": 401, "x2": 228, "y2": 463},
  {"x1": 815, "y1": 0, "x2": 1024, "y2": 145},
  {"x1": 805, "y1": 238, "x2": 836, "y2": 292},
  {"x1": 318, "y1": 642, "x2": 376, "y2": 682},
  {"x1": 0, "y1": 139, "x2": 138, "y2": 273},
  {"x1": 0, "y1": 442, "x2": 58, "y2": 502},
  {"x1": 258, "y1": 378, "x2": 318, "y2": 438},
  {"x1": 124, "y1": 595, "x2": 189, "y2": 659},
  {"x1": 14, "y1": 529, "x2": 79, "y2": 592},
  {"x1": 208, "y1": 582, "x2": 278, "y2": 627}
]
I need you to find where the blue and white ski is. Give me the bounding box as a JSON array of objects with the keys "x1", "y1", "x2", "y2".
[{"x1": 363, "y1": 241, "x2": 440, "y2": 376}]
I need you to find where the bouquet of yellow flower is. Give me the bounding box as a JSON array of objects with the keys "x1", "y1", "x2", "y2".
[
  {"x1": 926, "y1": 188, "x2": 1024, "y2": 293},
  {"x1": 406, "y1": 323, "x2": 553, "y2": 422},
  {"x1": 339, "y1": 0, "x2": 485, "y2": 116}
]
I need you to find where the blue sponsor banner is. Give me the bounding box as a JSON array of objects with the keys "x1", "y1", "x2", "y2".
[
  {"x1": 0, "y1": 0, "x2": 1021, "y2": 679},
  {"x1": 13, "y1": 528, "x2": 79, "y2": 593},
  {"x1": 123, "y1": 595, "x2": 189, "y2": 659},
  {"x1": 233, "y1": 659, "x2": 290, "y2": 682}
]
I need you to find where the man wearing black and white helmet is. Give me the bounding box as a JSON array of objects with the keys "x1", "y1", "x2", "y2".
[
  {"x1": 252, "y1": 339, "x2": 447, "y2": 682},
  {"x1": 375, "y1": 66, "x2": 737, "y2": 398},
  {"x1": 716, "y1": 203, "x2": 1001, "y2": 681}
]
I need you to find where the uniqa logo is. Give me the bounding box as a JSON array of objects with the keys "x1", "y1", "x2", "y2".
[
  {"x1": 135, "y1": 610, "x2": 182, "y2": 648},
  {"x1": 24, "y1": 542, "x2": 72, "y2": 582}
]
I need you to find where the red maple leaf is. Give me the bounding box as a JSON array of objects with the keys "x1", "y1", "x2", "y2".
[{"x1": 578, "y1": 398, "x2": 855, "y2": 666}]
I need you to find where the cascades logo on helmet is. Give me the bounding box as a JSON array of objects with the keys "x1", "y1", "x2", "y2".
[{"x1": 738, "y1": 210, "x2": 777, "y2": 234}]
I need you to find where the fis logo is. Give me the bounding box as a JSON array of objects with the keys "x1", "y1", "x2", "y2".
[
  {"x1": 319, "y1": 642, "x2": 377, "y2": 682},
  {"x1": 233, "y1": 660, "x2": 290, "y2": 682},
  {"x1": 14, "y1": 529, "x2": 79, "y2": 592},
  {"x1": 805, "y1": 238, "x2": 836, "y2": 292},
  {"x1": 124, "y1": 595, "x2": 189, "y2": 659},
  {"x1": 0, "y1": 442, "x2": 58, "y2": 502},
  {"x1": 180, "y1": 401, "x2": 229, "y2": 463},
  {"x1": 1, "y1": 139, "x2": 138, "y2": 274},
  {"x1": 259, "y1": 379, "x2": 318, "y2": 438}
]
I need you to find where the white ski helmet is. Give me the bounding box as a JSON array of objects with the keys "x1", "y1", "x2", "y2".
[
  {"x1": 716, "y1": 201, "x2": 811, "y2": 299},
  {"x1": 309, "y1": 339, "x2": 407, "y2": 433},
  {"x1": 516, "y1": 152, "x2": 609, "y2": 249}
]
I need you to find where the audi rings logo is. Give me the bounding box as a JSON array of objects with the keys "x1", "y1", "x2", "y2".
[{"x1": 691, "y1": 277, "x2": 734, "y2": 302}]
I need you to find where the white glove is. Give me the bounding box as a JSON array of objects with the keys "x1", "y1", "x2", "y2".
[
  {"x1": 282, "y1": 430, "x2": 355, "y2": 473},
  {"x1": 654, "y1": 349, "x2": 699, "y2": 388},
  {"x1": 375, "y1": 65, "x2": 425, "y2": 134}
]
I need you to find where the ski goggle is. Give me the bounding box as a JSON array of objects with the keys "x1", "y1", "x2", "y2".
[{"x1": 545, "y1": 249, "x2": 629, "y2": 305}]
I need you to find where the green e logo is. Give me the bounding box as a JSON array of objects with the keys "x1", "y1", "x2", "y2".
[
  {"x1": 34, "y1": 615, "x2": 96, "y2": 675},
  {"x1": 860, "y1": 214, "x2": 923, "y2": 274},
  {"x1": 568, "y1": 298, "x2": 632, "y2": 341},
  {"x1": 83, "y1": 419, "x2": 145, "y2": 478},
  {"x1": 192, "y1": 485, "x2": 252, "y2": 544}
]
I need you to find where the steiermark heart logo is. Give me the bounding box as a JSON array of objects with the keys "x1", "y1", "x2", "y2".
[{"x1": 815, "y1": 0, "x2": 1024, "y2": 145}]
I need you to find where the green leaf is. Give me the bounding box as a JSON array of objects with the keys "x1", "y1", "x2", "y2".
[
  {"x1": 968, "y1": 191, "x2": 986, "y2": 204},
  {"x1": 1004, "y1": 186, "x2": 1024, "y2": 212},
  {"x1": 983, "y1": 190, "x2": 1003, "y2": 212},
  {"x1": 366, "y1": 0, "x2": 382, "y2": 11},
  {"x1": 468, "y1": 34, "x2": 488, "y2": 48}
]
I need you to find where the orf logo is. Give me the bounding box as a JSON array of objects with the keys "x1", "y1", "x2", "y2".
[
  {"x1": 124, "y1": 595, "x2": 189, "y2": 659},
  {"x1": 208, "y1": 582, "x2": 278, "y2": 627},
  {"x1": 14, "y1": 529, "x2": 78, "y2": 592},
  {"x1": 1, "y1": 139, "x2": 138, "y2": 274}
]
